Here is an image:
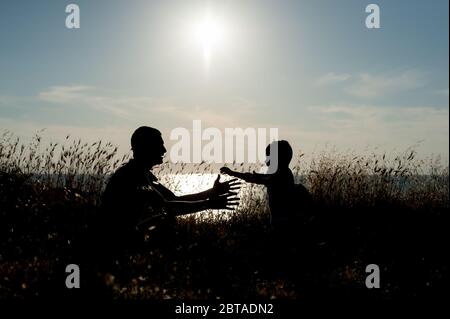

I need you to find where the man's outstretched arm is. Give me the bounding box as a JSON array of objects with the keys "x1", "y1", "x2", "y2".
[
  {"x1": 152, "y1": 184, "x2": 239, "y2": 215},
  {"x1": 137, "y1": 189, "x2": 239, "y2": 229},
  {"x1": 176, "y1": 174, "x2": 241, "y2": 201}
]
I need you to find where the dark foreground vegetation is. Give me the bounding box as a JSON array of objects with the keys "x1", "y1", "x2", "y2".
[{"x1": 0, "y1": 131, "x2": 448, "y2": 300}]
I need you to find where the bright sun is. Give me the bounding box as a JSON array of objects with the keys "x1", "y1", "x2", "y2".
[{"x1": 192, "y1": 12, "x2": 227, "y2": 65}]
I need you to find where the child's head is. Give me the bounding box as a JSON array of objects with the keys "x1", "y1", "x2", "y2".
[{"x1": 265, "y1": 140, "x2": 293, "y2": 168}]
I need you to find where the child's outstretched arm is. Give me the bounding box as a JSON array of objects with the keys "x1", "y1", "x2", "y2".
[{"x1": 220, "y1": 167, "x2": 271, "y2": 185}]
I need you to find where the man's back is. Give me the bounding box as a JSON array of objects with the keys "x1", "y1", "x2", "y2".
[{"x1": 103, "y1": 161, "x2": 148, "y2": 227}]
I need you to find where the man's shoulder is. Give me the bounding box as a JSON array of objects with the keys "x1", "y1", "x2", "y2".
[
  {"x1": 106, "y1": 160, "x2": 158, "y2": 191},
  {"x1": 109, "y1": 160, "x2": 137, "y2": 180},
  {"x1": 102, "y1": 161, "x2": 143, "y2": 206},
  {"x1": 103, "y1": 162, "x2": 138, "y2": 195}
]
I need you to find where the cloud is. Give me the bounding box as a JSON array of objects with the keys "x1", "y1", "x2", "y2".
[
  {"x1": 3, "y1": 86, "x2": 270, "y2": 154},
  {"x1": 37, "y1": 85, "x2": 267, "y2": 129},
  {"x1": 3, "y1": 84, "x2": 448, "y2": 161},
  {"x1": 295, "y1": 103, "x2": 449, "y2": 158},
  {"x1": 38, "y1": 85, "x2": 94, "y2": 103},
  {"x1": 345, "y1": 71, "x2": 424, "y2": 99},
  {"x1": 315, "y1": 72, "x2": 351, "y2": 86},
  {"x1": 0, "y1": 91, "x2": 282, "y2": 159},
  {"x1": 37, "y1": 85, "x2": 153, "y2": 118},
  {"x1": 37, "y1": 85, "x2": 205, "y2": 125}
]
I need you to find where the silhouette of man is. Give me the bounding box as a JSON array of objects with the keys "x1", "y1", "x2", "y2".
[{"x1": 99, "y1": 126, "x2": 240, "y2": 264}]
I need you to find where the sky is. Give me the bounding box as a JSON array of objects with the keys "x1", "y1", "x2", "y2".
[{"x1": 0, "y1": 0, "x2": 448, "y2": 163}]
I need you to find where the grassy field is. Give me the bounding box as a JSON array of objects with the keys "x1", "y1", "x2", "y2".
[{"x1": 0, "y1": 131, "x2": 448, "y2": 300}]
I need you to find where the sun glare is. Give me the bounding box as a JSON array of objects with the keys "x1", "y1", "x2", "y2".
[{"x1": 192, "y1": 11, "x2": 227, "y2": 66}]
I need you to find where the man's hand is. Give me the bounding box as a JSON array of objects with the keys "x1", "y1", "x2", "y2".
[
  {"x1": 208, "y1": 193, "x2": 240, "y2": 210},
  {"x1": 212, "y1": 174, "x2": 241, "y2": 197}
]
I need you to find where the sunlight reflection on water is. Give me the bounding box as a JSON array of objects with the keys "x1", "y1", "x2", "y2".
[{"x1": 157, "y1": 173, "x2": 268, "y2": 221}]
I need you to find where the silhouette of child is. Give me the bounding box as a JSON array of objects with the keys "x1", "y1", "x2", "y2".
[
  {"x1": 222, "y1": 141, "x2": 314, "y2": 283},
  {"x1": 221, "y1": 140, "x2": 300, "y2": 228}
]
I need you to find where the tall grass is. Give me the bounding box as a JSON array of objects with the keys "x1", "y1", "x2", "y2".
[
  {"x1": 2, "y1": 131, "x2": 447, "y2": 213},
  {"x1": 294, "y1": 149, "x2": 448, "y2": 210}
]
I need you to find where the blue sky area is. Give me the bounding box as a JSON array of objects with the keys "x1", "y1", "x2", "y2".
[{"x1": 0, "y1": 0, "x2": 448, "y2": 160}]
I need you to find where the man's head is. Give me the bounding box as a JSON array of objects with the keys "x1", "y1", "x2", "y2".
[
  {"x1": 131, "y1": 126, "x2": 166, "y2": 168},
  {"x1": 265, "y1": 140, "x2": 293, "y2": 169}
]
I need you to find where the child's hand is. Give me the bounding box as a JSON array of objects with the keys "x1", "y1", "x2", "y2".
[{"x1": 220, "y1": 167, "x2": 233, "y2": 175}]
